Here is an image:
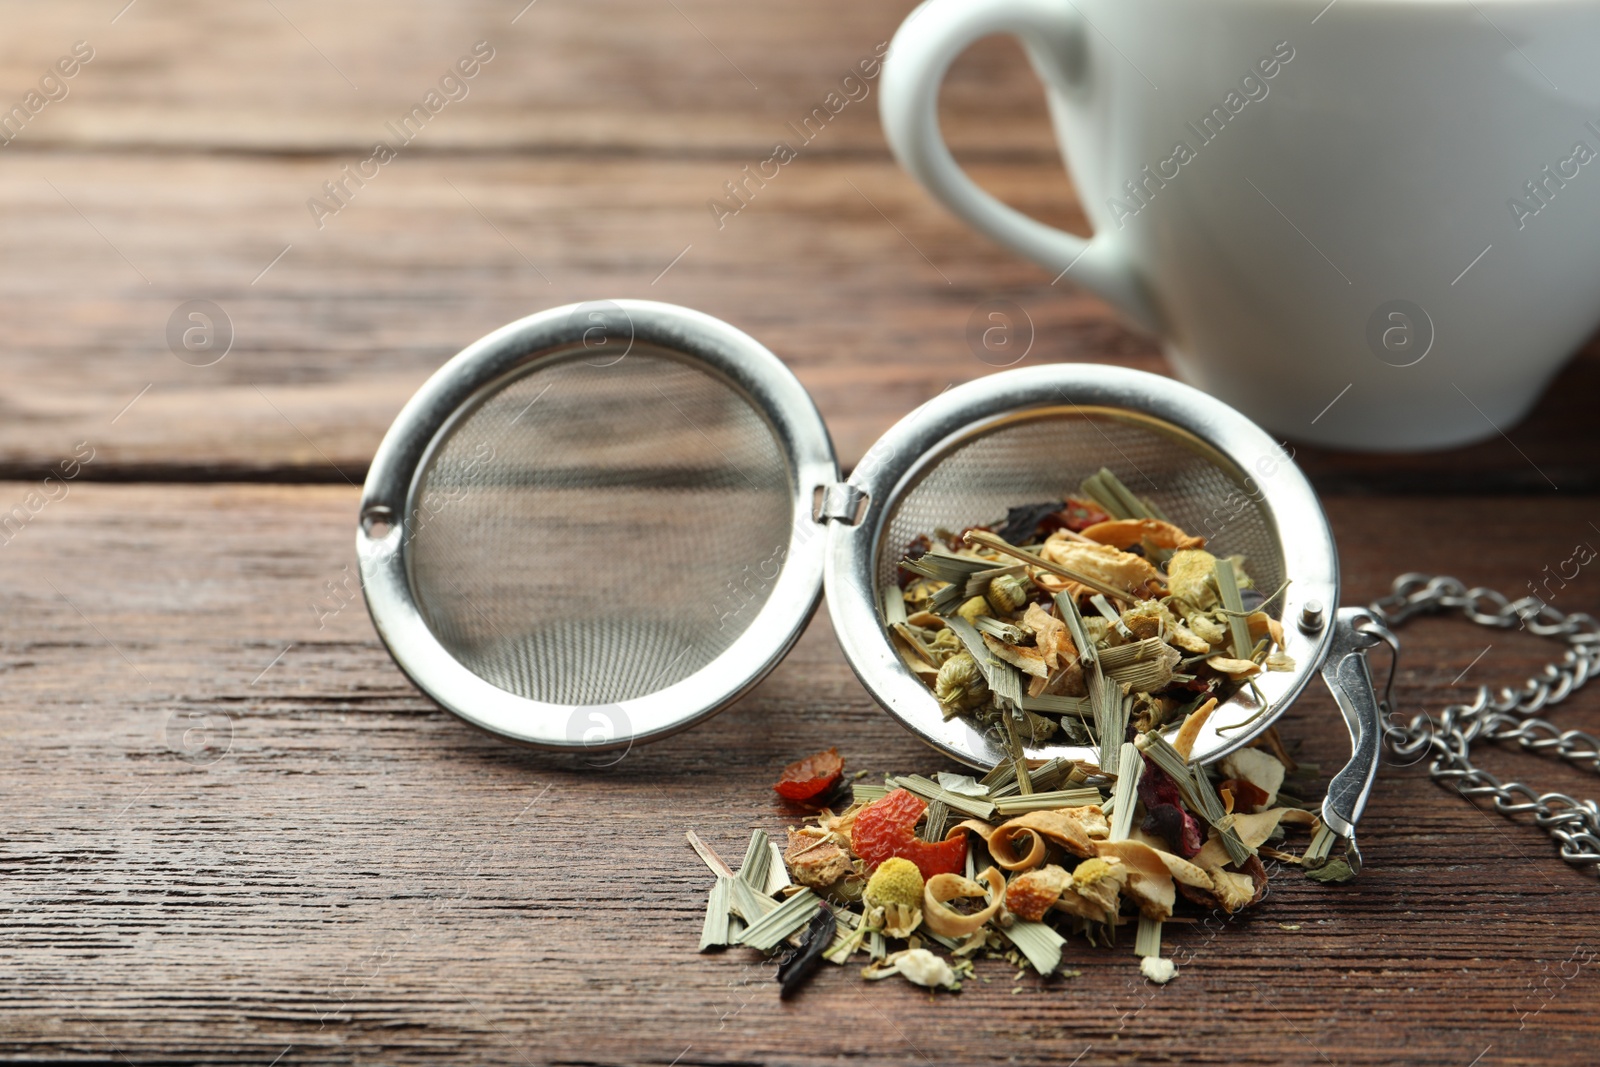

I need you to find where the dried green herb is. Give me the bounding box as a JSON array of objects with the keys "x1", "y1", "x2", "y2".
[
  {"x1": 1108, "y1": 742, "x2": 1144, "y2": 841},
  {"x1": 999, "y1": 918, "x2": 1067, "y2": 976},
  {"x1": 690, "y1": 730, "x2": 1326, "y2": 996},
  {"x1": 888, "y1": 774, "x2": 997, "y2": 821},
  {"x1": 1134, "y1": 917, "x2": 1163, "y2": 959},
  {"x1": 1212, "y1": 556, "x2": 1253, "y2": 661},
  {"x1": 1304, "y1": 858, "x2": 1358, "y2": 884},
  {"x1": 740, "y1": 887, "x2": 822, "y2": 951},
  {"x1": 991, "y1": 788, "x2": 1103, "y2": 816},
  {"x1": 699, "y1": 876, "x2": 733, "y2": 951},
  {"x1": 1142, "y1": 733, "x2": 1251, "y2": 866},
  {"x1": 737, "y1": 828, "x2": 772, "y2": 891}
]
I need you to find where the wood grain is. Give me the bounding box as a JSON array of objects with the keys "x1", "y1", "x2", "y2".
[
  {"x1": 4, "y1": 0, "x2": 1600, "y2": 1062},
  {"x1": 2, "y1": 146, "x2": 1596, "y2": 491},
  {"x1": 2, "y1": 482, "x2": 1598, "y2": 1065},
  {"x1": 0, "y1": 0, "x2": 1050, "y2": 155},
  {"x1": 1, "y1": 2, "x2": 1596, "y2": 490}
]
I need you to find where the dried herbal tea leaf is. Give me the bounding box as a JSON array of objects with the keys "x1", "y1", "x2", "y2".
[
  {"x1": 777, "y1": 904, "x2": 838, "y2": 998},
  {"x1": 692, "y1": 730, "x2": 1333, "y2": 998},
  {"x1": 1304, "y1": 858, "x2": 1358, "y2": 884}
]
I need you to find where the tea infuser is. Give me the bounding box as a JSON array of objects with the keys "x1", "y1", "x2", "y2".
[{"x1": 358, "y1": 299, "x2": 1599, "y2": 875}]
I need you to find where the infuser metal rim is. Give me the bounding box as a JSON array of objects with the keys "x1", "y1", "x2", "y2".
[
  {"x1": 359, "y1": 300, "x2": 838, "y2": 751},
  {"x1": 825, "y1": 364, "x2": 1339, "y2": 772}
]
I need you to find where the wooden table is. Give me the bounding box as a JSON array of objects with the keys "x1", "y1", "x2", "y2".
[{"x1": 4, "y1": 3, "x2": 1598, "y2": 1064}]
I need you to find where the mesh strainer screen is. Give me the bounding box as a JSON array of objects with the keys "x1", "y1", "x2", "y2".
[
  {"x1": 407, "y1": 347, "x2": 794, "y2": 706},
  {"x1": 875, "y1": 410, "x2": 1283, "y2": 608}
]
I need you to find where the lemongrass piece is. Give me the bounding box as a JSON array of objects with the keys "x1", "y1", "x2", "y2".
[
  {"x1": 889, "y1": 775, "x2": 997, "y2": 821},
  {"x1": 991, "y1": 788, "x2": 1104, "y2": 817},
  {"x1": 1096, "y1": 467, "x2": 1168, "y2": 522},
  {"x1": 964, "y1": 529, "x2": 1136, "y2": 604},
  {"x1": 1021, "y1": 693, "x2": 1094, "y2": 716},
  {"x1": 1134, "y1": 916, "x2": 1163, "y2": 958},
  {"x1": 739, "y1": 888, "x2": 821, "y2": 951},
  {"x1": 914, "y1": 797, "x2": 946, "y2": 842},
  {"x1": 1108, "y1": 742, "x2": 1144, "y2": 841},
  {"x1": 685, "y1": 829, "x2": 738, "y2": 879},
  {"x1": 1001, "y1": 709, "x2": 1033, "y2": 795},
  {"x1": 1172, "y1": 697, "x2": 1219, "y2": 761},
  {"x1": 852, "y1": 783, "x2": 889, "y2": 805},
  {"x1": 1080, "y1": 468, "x2": 1139, "y2": 520},
  {"x1": 766, "y1": 841, "x2": 791, "y2": 895},
  {"x1": 1142, "y1": 732, "x2": 1250, "y2": 866},
  {"x1": 1054, "y1": 591, "x2": 1098, "y2": 667},
  {"x1": 883, "y1": 583, "x2": 908, "y2": 626},
  {"x1": 737, "y1": 829, "x2": 771, "y2": 890},
  {"x1": 726, "y1": 877, "x2": 780, "y2": 926},
  {"x1": 1090, "y1": 593, "x2": 1135, "y2": 639},
  {"x1": 900, "y1": 548, "x2": 1002, "y2": 584},
  {"x1": 974, "y1": 616, "x2": 1030, "y2": 644},
  {"x1": 823, "y1": 908, "x2": 867, "y2": 964},
  {"x1": 1107, "y1": 658, "x2": 1178, "y2": 693},
  {"x1": 1212, "y1": 557, "x2": 1253, "y2": 660},
  {"x1": 891, "y1": 629, "x2": 941, "y2": 677},
  {"x1": 699, "y1": 877, "x2": 734, "y2": 951},
  {"x1": 1097, "y1": 637, "x2": 1169, "y2": 671},
  {"x1": 922, "y1": 867, "x2": 1006, "y2": 938},
  {"x1": 999, "y1": 918, "x2": 1066, "y2": 975}
]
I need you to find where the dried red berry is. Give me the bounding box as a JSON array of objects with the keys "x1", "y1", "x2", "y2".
[
  {"x1": 1055, "y1": 497, "x2": 1112, "y2": 533},
  {"x1": 773, "y1": 748, "x2": 845, "y2": 803},
  {"x1": 1137, "y1": 755, "x2": 1204, "y2": 857},
  {"x1": 849, "y1": 788, "x2": 967, "y2": 878}
]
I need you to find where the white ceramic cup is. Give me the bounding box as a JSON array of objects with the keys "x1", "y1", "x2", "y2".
[{"x1": 880, "y1": 0, "x2": 1600, "y2": 450}]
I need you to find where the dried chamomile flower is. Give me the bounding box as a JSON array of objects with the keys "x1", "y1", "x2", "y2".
[
  {"x1": 986, "y1": 573, "x2": 1031, "y2": 615},
  {"x1": 1140, "y1": 955, "x2": 1177, "y2": 984},
  {"x1": 957, "y1": 596, "x2": 991, "y2": 625},
  {"x1": 863, "y1": 948, "x2": 960, "y2": 991},
  {"x1": 935, "y1": 652, "x2": 989, "y2": 712},
  {"x1": 1165, "y1": 548, "x2": 1219, "y2": 610},
  {"x1": 863, "y1": 857, "x2": 924, "y2": 938}
]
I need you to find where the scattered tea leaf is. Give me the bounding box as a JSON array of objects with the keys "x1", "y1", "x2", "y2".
[{"x1": 777, "y1": 904, "x2": 838, "y2": 998}]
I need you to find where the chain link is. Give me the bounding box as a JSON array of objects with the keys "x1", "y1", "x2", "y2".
[{"x1": 1368, "y1": 574, "x2": 1600, "y2": 869}]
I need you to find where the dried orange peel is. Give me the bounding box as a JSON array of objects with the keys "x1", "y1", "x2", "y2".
[{"x1": 922, "y1": 866, "x2": 1006, "y2": 938}]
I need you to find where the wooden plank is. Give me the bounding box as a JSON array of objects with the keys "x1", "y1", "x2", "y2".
[
  {"x1": 0, "y1": 151, "x2": 1107, "y2": 480},
  {"x1": 2, "y1": 482, "x2": 1597, "y2": 1064},
  {"x1": 3, "y1": 148, "x2": 1597, "y2": 490},
  {"x1": 0, "y1": 0, "x2": 1054, "y2": 155}
]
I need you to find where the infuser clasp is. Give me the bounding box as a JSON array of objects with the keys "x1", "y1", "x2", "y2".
[{"x1": 1315, "y1": 606, "x2": 1391, "y2": 876}]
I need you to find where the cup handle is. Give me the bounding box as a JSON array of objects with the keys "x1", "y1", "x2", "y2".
[
  {"x1": 1317, "y1": 607, "x2": 1386, "y2": 873},
  {"x1": 880, "y1": 0, "x2": 1159, "y2": 332}
]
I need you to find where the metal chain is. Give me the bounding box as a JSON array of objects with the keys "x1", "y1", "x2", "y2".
[{"x1": 1367, "y1": 574, "x2": 1600, "y2": 870}]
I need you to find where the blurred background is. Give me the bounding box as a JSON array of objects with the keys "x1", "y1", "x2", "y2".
[{"x1": 1, "y1": 0, "x2": 1591, "y2": 491}]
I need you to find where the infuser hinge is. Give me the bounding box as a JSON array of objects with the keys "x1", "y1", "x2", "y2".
[{"x1": 817, "y1": 482, "x2": 868, "y2": 526}]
